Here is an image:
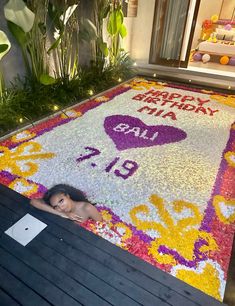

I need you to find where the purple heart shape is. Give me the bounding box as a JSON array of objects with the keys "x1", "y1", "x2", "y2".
[{"x1": 104, "y1": 115, "x2": 187, "y2": 151}]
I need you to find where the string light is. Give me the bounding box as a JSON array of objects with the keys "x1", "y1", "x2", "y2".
[
  {"x1": 118, "y1": 77, "x2": 122, "y2": 82},
  {"x1": 228, "y1": 86, "x2": 231, "y2": 90},
  {"x1": 133, "y1": 62, "x2": 137, "y2": 66},
  {"x1": 88, "y1": 89, "x2": 94, "y2": 96},
  {"x1": 53, "y1": 105, "x2": 59, "y2": 111},
  {"x1": 153, "y1": 73, "x2": 157, "y2": 77},
  {"x1": 189, "y1": 79, "x2": 192, "y2": 83},
  {"x1": 19, "y1": 118, "x2": 24, "y2": 123}
]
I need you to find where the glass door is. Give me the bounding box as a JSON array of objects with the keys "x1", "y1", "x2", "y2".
[{"x1": 149, "y1": 0, "x2": 200, "y2": 67}]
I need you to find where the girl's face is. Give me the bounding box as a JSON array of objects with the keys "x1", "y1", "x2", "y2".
[{"x1": 50, "y1": 193, "x2": 73, "y2": 213}]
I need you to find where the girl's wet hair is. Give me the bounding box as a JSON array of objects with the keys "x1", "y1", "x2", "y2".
[{"x1": 43, "y1": 184, "x2": 88, "y2": 205}]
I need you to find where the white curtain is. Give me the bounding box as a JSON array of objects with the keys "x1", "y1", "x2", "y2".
[{"x1": 160, "y1": 0, "x2": 189, "y2": 60}]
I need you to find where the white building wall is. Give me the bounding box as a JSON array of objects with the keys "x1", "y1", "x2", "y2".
[
  {"x1": 124, "y1": 0, "x2": 224, "y2": 63},
  {"x1": 124, "y1": 0, "x2": 155, "y2": 64}
]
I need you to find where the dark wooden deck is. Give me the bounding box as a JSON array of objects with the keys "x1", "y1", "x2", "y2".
[{"x1": 0, "y1": 184, "x2": 228, "y2": 306}]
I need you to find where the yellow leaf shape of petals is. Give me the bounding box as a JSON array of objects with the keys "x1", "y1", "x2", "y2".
[
  {"x1": 0, "y1": 141, "x2": 55, "y2": 177},
  {"x1": 198, "y1": 231, "x2": 218, "y2": 254},
  {"x1": 210, "y1": 95, "x2": 235, "y2": 108},
  {"x1": 130, "y1": 194, "x2": 217, "y2": 264},
  {"x1": 213, "y1": 195, "x2": 235, "y2": 224},
  {"x1": 149, "y1": 240, "x2": 176, "y2": 265},
  {"x1": 149, "y1": 228, "x2": 217, "y2": 263},
  {"x1": 9, "y1": 178, "x2": 38, "y2": 196},
  {"x1": 174, "y1": 262, "x2": 223, "y2": 300},
  {"x1": 201, "y1": 89, "x2": 214, "y2": 94},
  {"x1": 94, "y1": 96, "x2": 109, "y2": 103},
  {"x1": 224, "y1": 151, "x2": 235, "y2": 168},
  {"x1": 115, "y1": 222, "x2": 132, "y2": 242},
  {"x1": 129, "y1": 79, "x2": 166, "y2": 91},
  {"x1": 101, "y1": 210, "x2": 112, "y2": 222},
  {"x1": 11, "y1": 130, "x2": 36, "y2": 143},
  {"x1": 61, "y1": 110, "x2": 82, "y2": 119},
  {"x1": 173, "y1": 200, "x2": 202, "y2": 229},
  {"x1": 129, "y1": 204, "x2": 166, "y2": 234}
]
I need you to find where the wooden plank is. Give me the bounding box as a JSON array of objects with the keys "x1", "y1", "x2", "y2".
[
  {"x1": 0, "y1": 184, "x2": 227, "y2": 306},
  {"x1": 0, "y1": 203, "x2": 19, "y2": 223},
  {"x1": 0, "y1": 193, "x2": 167, "y2": 306},
  {"x1": 0, "y1": 288, "x2": 20, "y2": 306},
  {"x1": 29, "y1": 240, "x2": 142, "y2": 306},
  {"x1": 0, "y1": 236, "x2": 110, "y2": 306},
  {"x1": 0, "y1": 246, "x2": 82, "y2": 306},
  {"x1": 0, "y1": 265, "x2": 50, "y2": 306},
  {"x1": 0, "y1": 202, "x2": 142, "y2": 306},
  {"x1": 0, "y1": 214, "x2": 13, "y2": 229},
  {"x1": 32, "y1": 232, "x2": 167, "y2": 306}
]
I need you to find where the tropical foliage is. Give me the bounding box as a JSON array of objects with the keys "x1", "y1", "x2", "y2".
[
  {"x1": 0, "y1": 0, "x2": 136, "y2": 136},
  {"x1": 0, "y1": 30, "x2": 11, "y2": 98}
]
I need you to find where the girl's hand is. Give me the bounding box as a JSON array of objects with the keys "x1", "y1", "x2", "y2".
[{"x1": 64, "y1": 212, "x2": 84, "y2": 222}]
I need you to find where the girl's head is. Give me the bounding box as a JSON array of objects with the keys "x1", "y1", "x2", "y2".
[{"x1": 43, "y1": 184, "x2": 87, "y2": 213}]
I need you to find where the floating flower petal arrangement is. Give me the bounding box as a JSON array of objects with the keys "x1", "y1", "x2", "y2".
[{"x1": 0, "y1": 78, "x2": 235, "y2": 301}]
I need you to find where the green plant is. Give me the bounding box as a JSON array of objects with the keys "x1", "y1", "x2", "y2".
[
  {"x1": 0, "y1": 76, "x2": 73, "y2": 136},
  {"x1": 48, "y1": 1, "x2": 97, "y2": 82},
  {"x1": 0, "y1": 0, "x2": 136, "y2": 137},
  {"x1": 4, "y1": 0, "x2": 51, "y2": 82},
  {"x1": 47, "y1": 2, "x2": 79, "y2": 81},
  {"x1": 93, "y1": 0, "x2": 109, "y2": 63},
  {"x1": 0, "y1": 30, "x2": 11, "y2": 99},
  {"x1": 25, "y1": 0, "x2": 50, "y2": 81},
  {"x1": 106, "y1": 0, "x2": 127, "y2": 65},
  {"x1": 109, "y1": 51, "x2": 137, "y2": 80},
  {"x1": 47, "y1": 1, "x2": 98, "y2": 82}
]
